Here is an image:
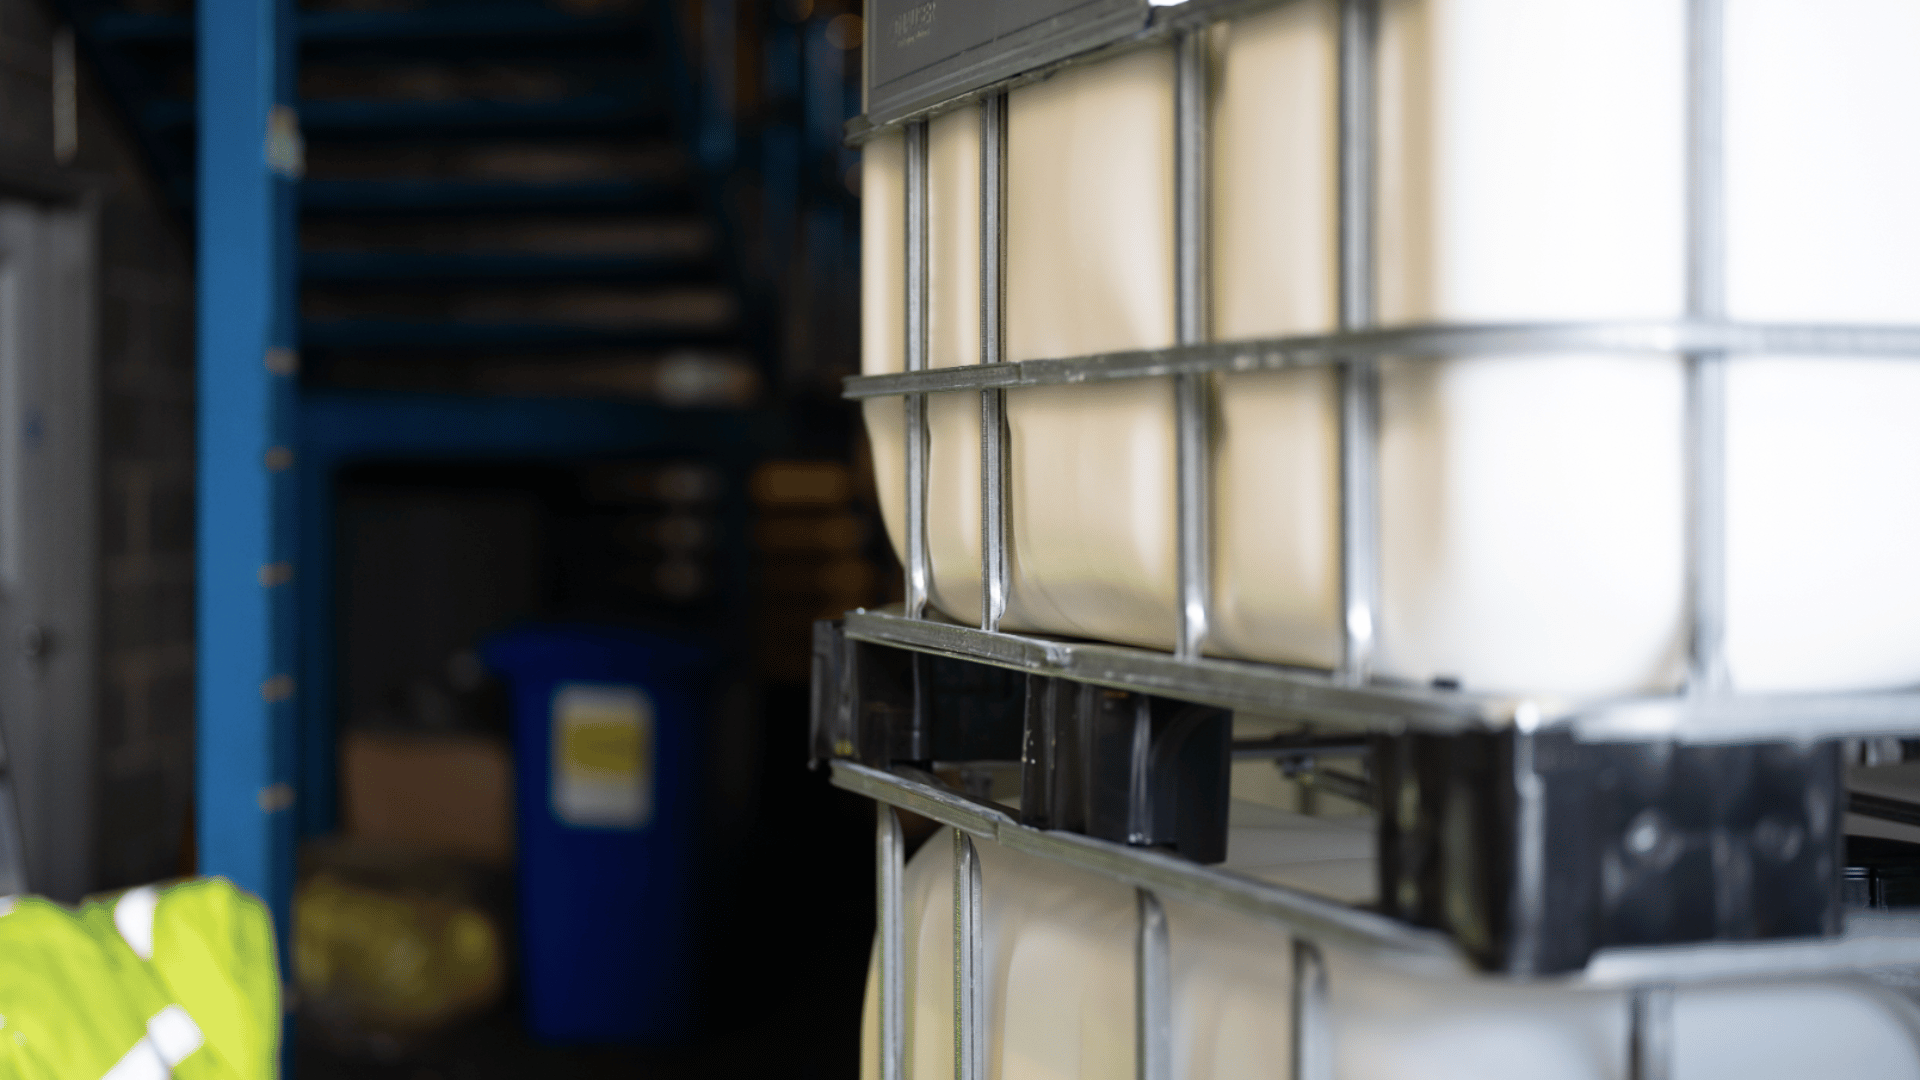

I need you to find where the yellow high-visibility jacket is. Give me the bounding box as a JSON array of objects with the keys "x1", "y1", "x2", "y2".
[{"x1": 0, "y1": 877, "x2": 279, "y2": 1079}]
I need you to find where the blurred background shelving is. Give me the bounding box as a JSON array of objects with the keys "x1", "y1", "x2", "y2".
[{"x1": 14, "y1": 0, "x2": 895, "y2": 1071}]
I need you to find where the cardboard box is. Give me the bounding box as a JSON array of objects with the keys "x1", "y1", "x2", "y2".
[{"x1": 340, "y1": 732, "x2": 513, "y2": 865}]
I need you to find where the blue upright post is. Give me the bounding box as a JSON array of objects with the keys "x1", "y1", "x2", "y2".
[{"x1": 196, "y1": 0, "x2": 300, "y2": 954}]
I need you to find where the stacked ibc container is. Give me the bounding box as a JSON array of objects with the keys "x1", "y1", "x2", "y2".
[{"x1": 823, "y1": 1, "x2": 1920, "y2": 1078}]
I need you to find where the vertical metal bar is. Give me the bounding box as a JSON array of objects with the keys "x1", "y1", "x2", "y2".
[
  {"x1": 1291, "y1": 939, "x2": 1332, "y2": 1080},
  {"x1": 1136, "y1": 889, "x2": 1171, "y2": 1080},
  {"x1": 1506, "y1": 713, "x2": 1548, "y2": 976},
  {"x1": 953, "y1": 830, "x2": 985, "y2": 1080},
  {"x1": 904, "y1": 121, "x2": 932, "y2": 618},
  {"x1": 980, "y1": 94, "x2": 1011, "y2": 632},
  {"x1": 1173, "y1": 28, "x2": 1213, "y2": 661},
  {"x1": 1337, "y1": 0, "x2": 1376, "y2": 331},
  {"x1": 1686, "y1": 0, "x2": 1726, "y2": 324},
  {"x1": 877, "y1": 806, "x2": 906, "y2": 1080},
  {"x1": 1337, "y1": 361, "x2": 1379, "y2": 684},
  {"x1": 1629, "y1": 985, "x2": 1675, "y2": 1080},
  {"x1": 1648, "y1": 0, "x2": 1717, "y2": 947},
  {"x1": 1685, "y1": 0, "x2": 1728, "y2": 694},
  {"x1": 979, "y1": 388, "x2": 1009, "y2": 630},
  {"x1": 1336, "y1": 0, "x2": 1380, "y2": 684},
  {"x1": 1174, "y1": 29, "x2": 1210, "y2": 347},
  {"x1": 1127, "y1": 695, "x2": 1155, "y2": 845},
  {"x1": 196, "y1": 0, "x2": 299, "y2": 962}
]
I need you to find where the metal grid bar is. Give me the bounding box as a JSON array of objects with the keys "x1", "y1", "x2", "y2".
[
  {"x1": 979, "y1": 392, "x2": 1010, "y2": 630},
  {"x1": 843, "y1": 319, "x2": 1920, "y2": 398},
  {"x1": 954, "y1": 830, "x2": 986, "y2": 1080},
  {"x1": 1629, "y1": 984, "x2": 1676, "y2": 1080},
  {"x1": 838, "y1": 758, "x2": 1464, "y2": 969},
  {"x1": 1174, "y1": 28, "x2": 1213, "y2": 661},
  {"x1": 1291, "y1": 940, "x2": 1332, "y2": 1080},
  {"x1": 1136, "y1": 889, "x2": 1171, "y2": 1080},
  {"x1": 1336, "y1": 354, "x2": 1378, "y2": 684},
  {"x1": 844, "y1": 607, "x2": 1505, "y2": 727},
  {"x1": 904, "y1": 121, "x2": 932, "y2": 618},
  {"x1": 1687, "y1": 355, "x2": 1728, "y2": 692},
  {"x1": 841, "y1": 607, "x2": 1920, "y2": 742},
  {"x1": 1507, "y1": 726, "x2": 1550, "y2": 975},
  {"x1": 836, "y1": 760, "x2": 1920, "y2": 986},
  {"x1": 1685, "y1": 0, "x2": 1729, "y2": 695},
  {"x1": 980, "y1": 94, "x2": 1011, "y2": 632},
  {"x1": 845, "y1": 0, "x2": 1313, "y2": 144},
  {"x1": 1340, "y1": 0, "x2": 1379, "y2": 684},
  {"x1": 1336, "y1": 0, "x2": 1375, "y2": 335},
  {"x1": 877, "y1": 805, "x2": 906, "y2": 1080}
]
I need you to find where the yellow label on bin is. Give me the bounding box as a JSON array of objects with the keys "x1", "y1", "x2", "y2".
[{"x1": 551, "y1": 682, "x2": 653, "y2": 829}]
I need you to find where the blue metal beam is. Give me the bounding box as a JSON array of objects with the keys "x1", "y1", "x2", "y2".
[{"x1": 196, "y1": 0, "x2": 298, "y2": 953}]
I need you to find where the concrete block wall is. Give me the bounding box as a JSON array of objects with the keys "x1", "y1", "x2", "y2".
[{"x1": 0, "y1": 0, "x2": 197, "y2": 891}]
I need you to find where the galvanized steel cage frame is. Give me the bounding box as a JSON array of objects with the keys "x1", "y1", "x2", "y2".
[{"x1": 828, "y1": 2, "x2": 1920, "y2": 1079}]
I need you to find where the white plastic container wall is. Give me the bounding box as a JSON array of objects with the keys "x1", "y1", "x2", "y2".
[
  {"x1": 860, "y1": 0, "x2": 1920, "y2": 697},
  {"x1": 856, "y1": 817, "x2": 1920, "y2": 1080}
]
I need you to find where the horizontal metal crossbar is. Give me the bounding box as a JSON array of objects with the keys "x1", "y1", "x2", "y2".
[
  {"x1": 835, "y1": 759, "x2": 1920, "y2": 985},
  {"x1": 832, "y1": 759, "x2": 1466, "y2": 972},
  {"x1": 842, "y1": 609, "x2": 1920, "y2": 743},
  {"x1": 843, "y1": 608, "x2": 1511, "y2": 730},
  {"x1": 849, "y1": 0, "x2": 1281, "y2": 137},
  {"x1": 842, "y1": 319, "x2": 1920, "y2": 399}
]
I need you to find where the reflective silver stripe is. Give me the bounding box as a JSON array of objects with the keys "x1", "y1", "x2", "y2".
[
  {"x1": 113, "y1": 886, "x2": 159, "y2": 961},
  {"x1": 0, "y1": 896, "x2": 14, "y2": 917},
  {"x1": 98, "y1": 1006, "x2": 204, "y2": 1080},
  {"x1": 147, "y1": 1005, "x2": 203, "y2": 1067},
  {"x1": 101, "y1": 1036, "x2": 167, "y2": 1080}
]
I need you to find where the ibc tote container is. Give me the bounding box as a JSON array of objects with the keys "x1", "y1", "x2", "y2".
[
  {"x1": 843, "y1": 2, "x2": 1920, "y2": 1077},
  {"x1": 859, "y1": 0, "x2": 1920, "y2": 700}
]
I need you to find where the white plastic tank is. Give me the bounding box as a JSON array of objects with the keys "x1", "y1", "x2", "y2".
[
  {"x1": 858, "y1": 810, "x2": 1920, "y2": 1080},
  {"x1": 860, "y1": 0, "x2": 1920, "y2": 698}
]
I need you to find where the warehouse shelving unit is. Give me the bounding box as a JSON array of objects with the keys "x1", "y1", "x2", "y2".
[
  {"x1": 291, "y1": 390, "x2": 776, "y2": 837},
  {"x1": 51, "y1": 0, "x2": 865, "y2": 970},
  {"x1": 814, "y1": 1, "x2": 1920, "y2": 1078}
]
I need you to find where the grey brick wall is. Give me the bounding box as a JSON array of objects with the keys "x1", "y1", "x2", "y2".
[{"x1": 0, "y1": 0, "x2": 197, "y2": 890}]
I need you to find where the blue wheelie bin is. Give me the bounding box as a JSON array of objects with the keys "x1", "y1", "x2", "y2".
[{"x1": 481, "y1": 624, "x2": 709, "y2": 1043}]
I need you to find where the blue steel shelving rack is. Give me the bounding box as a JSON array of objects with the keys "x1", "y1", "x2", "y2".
[
  {"x1": 195, "y1": 0, "x2": 301, "y2": 942},
  {"x1": 43, "y1": 0, "x2": 867, "y2": 988}
]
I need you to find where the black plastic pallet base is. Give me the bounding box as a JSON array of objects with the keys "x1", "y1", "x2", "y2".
[
  {"x1": 1374, "y1": 730, "x2": 1841, "y2": 974},
  {"x1": 811, "y1": 618, "x2": 1847, "y2": 973}
]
